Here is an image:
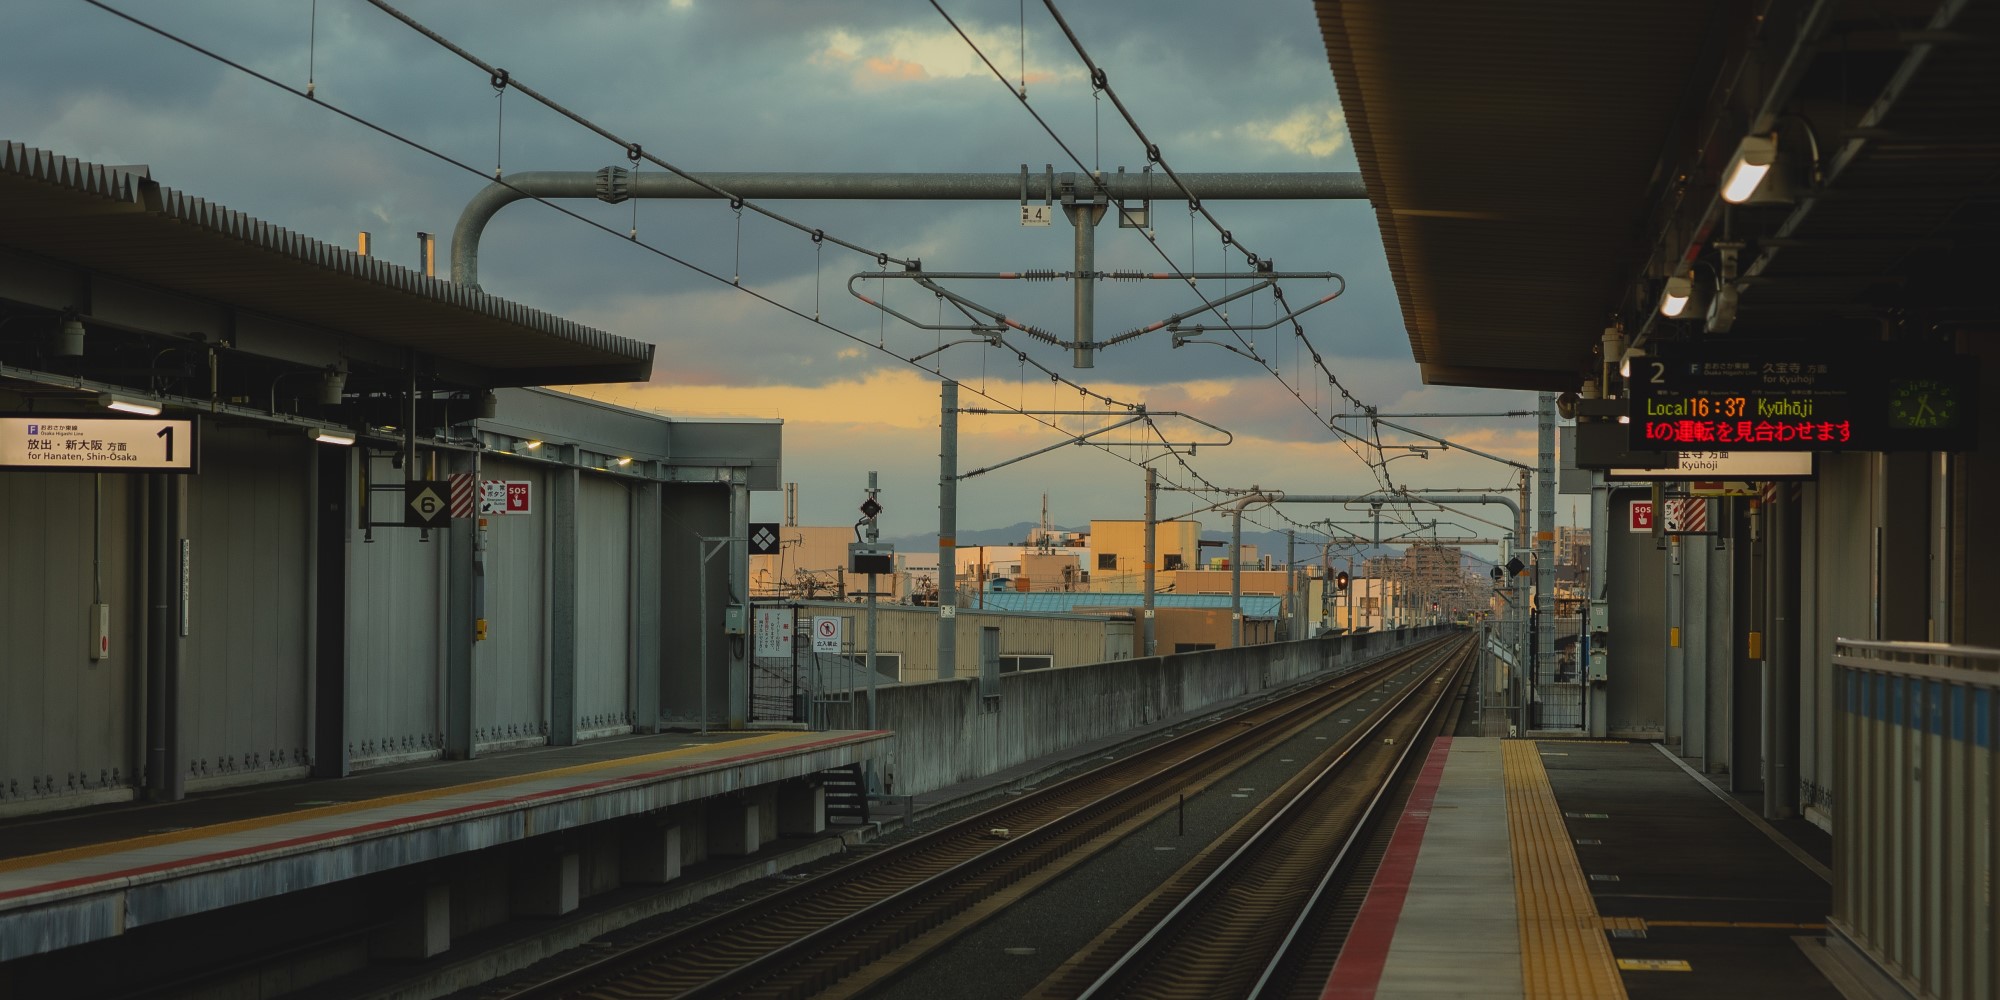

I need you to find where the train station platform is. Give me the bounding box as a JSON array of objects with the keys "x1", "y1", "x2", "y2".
[
  {"x1": 0, "y1": 729, "x2": 888, "y2": 962},
  {"x1": 1323, "y1": 737, "x2": 1883, "y2": 1000}
]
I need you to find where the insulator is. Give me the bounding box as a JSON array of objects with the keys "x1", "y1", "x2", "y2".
[{"x1": 1023, "y1": 269, "x2": 1060, "y2": 282}]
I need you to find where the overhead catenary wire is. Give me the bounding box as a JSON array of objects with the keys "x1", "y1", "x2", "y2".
[
  {"x1": 362, "y1": 0, "x2": 918, "y2": 272},
  {"x1": 78, "y1": 0, "x2": 1190, "y2": 481},
  {"x1": 393, "y1": 0, "x2": 1402, "y2": 511},
  {"x1": 930, "y1": 0, "x2": 1403, "y2": 497}
]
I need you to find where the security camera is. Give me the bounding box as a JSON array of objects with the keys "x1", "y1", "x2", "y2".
[{"x1": 1556, "y1": 391, "x2": 1579, "y2": 420}]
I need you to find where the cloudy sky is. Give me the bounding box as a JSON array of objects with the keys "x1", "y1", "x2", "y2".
[{"x1": 6, "y1": 0, "x2": 1569, "y2": 551}]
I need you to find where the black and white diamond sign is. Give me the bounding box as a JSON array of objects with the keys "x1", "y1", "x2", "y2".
[{"x1": 748, "y1": 522, "x2": 780, "y2": 555}]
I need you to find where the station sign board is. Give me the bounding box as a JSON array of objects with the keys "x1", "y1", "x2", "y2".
[
  {"x1": 1628, "y1": 341, "x2": 1977, "y2": 452},
  {"x1": 1610, "y1": 450, "x2": 1812, "y2": 481},
  {"x1": 0, "y1": 416, "x2": 197, "y2": 471}
]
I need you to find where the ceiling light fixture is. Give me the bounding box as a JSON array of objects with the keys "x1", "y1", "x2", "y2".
[
  {"x1": 56, "y1": 316, "x2": 86, "y2": 357},
  {"x1": 1720, "y1": 133, "x2": 1778, "y2": 204},
  {"x1": 319, "y1": 366, "x2": 347, "y2": 405},
  {"x1": 1619, "y1": 345, "x2": 1648, "y2": 380},
  {"x1": 523, "y1": 439, "x2": 543, "y2": 450},
  {"x1": 1657, "y1": 275, "x2": 1694, "y2": 318},
  {"x1": 99, "y1": 392, "x2": 162, "y2": 416},
  {"x1": 616, "y1": 456, "x2": 633, "y2": 467},
  {"x1": 309, "y1": 427, "x2": 356, "y2": 446}
]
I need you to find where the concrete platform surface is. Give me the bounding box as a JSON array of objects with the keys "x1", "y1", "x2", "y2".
[
  {"x1": 0, "y1": 729, "x2": 888, "y2": 960},
  {"x1": 1324, "y1": 737, "x2": 1845, "y2": 1000}
]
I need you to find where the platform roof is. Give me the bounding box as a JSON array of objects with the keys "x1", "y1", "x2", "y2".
[
  {"x1": 0, "y1": 141, "x2": 653, "y2": 387},
  {"x1": 1314, "y1": 0, "x2": 2000, "y2": 390}
]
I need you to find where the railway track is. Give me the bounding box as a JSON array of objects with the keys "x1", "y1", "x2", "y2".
[
  {"x1": 1035, "y1": 633, "x2": 1475, "y2": 999},
  {"x1": 484, "y1": 634, "x2": 1464, "y2": 1000}
]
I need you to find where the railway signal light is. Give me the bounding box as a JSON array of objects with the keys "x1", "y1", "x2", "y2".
[{"x1": 1334, "y1": 571, "x2": 1350, "y2": 591}]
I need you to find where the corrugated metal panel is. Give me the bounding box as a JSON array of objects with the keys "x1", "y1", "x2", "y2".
[
  {"x1": 0, "y1": 141, "x2": 654, "y2": 385},
  {"x1": 346, "y1": 454, "x2": 444, "y2": 765},
  {"x1": 182, "y1": 426, "x2": 309, "y2": 783},
  {"x1": 575, "y1": 474, "x2": 633, "y2": 733},
  {"x1": 0, "y1": 471, "x2": 136, "y2": 807},
  {"x1": 476, "y1": 459, "x2": 547, "y2": 748}
]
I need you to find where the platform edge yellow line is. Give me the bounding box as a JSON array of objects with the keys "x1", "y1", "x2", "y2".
[{"x1": 1505, "y1": 739, "x2": 1628, "y2": 1000}]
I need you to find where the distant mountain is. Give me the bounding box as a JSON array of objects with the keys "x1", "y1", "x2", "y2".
[
  {"x1": 880, "y1": 522, "x2": 1500, "y2": 569},
  {"x1": 882, "y1": 522, "x2": 1085, "y2": 552}
]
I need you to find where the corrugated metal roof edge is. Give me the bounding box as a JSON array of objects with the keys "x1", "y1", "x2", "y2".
[
  {"x1": 1315, "y1": 4, "x2": 1431, "y2": 372},
  {"x1": 1, "y1": 141, "x2": 654, "y2": 366}
]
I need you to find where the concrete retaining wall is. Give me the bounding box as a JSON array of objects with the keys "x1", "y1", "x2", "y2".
[{"x1": 824, "y1": 627, "x2": 1448, "y2": 796}]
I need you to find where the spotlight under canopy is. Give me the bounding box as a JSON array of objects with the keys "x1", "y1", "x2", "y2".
[
  {"x1": 1720, "y1": 133, "x2": 1778, "y2": 204},
  {"x1": 98, "y1": 392, "x2": 162, "y2": 416},
  {"x1": 1657, "y1": 275, "x2": 1694, "y2": 318}
]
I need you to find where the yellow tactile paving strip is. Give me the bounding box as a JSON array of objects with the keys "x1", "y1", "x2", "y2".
[
  {"x1": 0, "y1": 732, "x2": 800, "y2": 876},
  {"x1": 1504, "y1": 740, "x2": 1628, "y2": 1000}
]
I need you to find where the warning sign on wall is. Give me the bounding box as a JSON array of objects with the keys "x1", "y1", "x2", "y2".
[{"x1": 1628, "y1": 500, "x2": 1654, "y2": 532}]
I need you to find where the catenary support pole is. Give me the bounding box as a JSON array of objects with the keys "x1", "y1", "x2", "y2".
[
  {"x1": 1063, "y1": 192, "x2": 1107, "y2": 368},
  {"x1": 1143, "y1": 466, "x2": 1157, "y2": 656},
  {"x1": 1286, "y1": 530, "x2": 1297, "y2": 639},
  {"x1": 865, "y1": 472, "x2": 880, "y2": 734},
  {"x1": 938, "y1": 382, "x2": 958, "y2": 679}
]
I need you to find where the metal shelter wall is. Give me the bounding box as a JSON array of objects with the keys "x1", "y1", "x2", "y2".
[
  {"x1": 1606, "y1": 487, "x2": 1666, "y2": 739},
  {"x1": 1802, "y1": 455, "x2": 1874, "y2": 822},
  {"x1": 0, "y1": 470, "x2": 138, "y2": 811},
  {"x1": 180, "y1": 426, "x2": 310, "y2": 787},
  {"x1": 575, "y1": 473, "x2": 633, "y2": 734},
  {"x1": 660, "y1": 484, "x2": 730, "y2": 726},
  {"x1": 476, "y1": 457, "x2": 549, "y2": 749},
  {"x1": 346, "y1": 452, "x2": 445, "y2": 767}
]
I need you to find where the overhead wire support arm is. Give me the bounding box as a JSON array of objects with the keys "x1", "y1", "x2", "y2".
[
  {"x1": 851, "y1": 271, "x2": 1342, "y2": 355},
  {"x1": 1367, "y1": 413, "x2": 1535, "y2": 472},
  {"x1": 955, "y1": 409, "x2": 1232, "y2": 480},
  {"x1": 1164, "y1": 277, "x2": 1346, "y2": 343}
]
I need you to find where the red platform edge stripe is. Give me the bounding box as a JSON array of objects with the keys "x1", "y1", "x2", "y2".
[
  {"x1": 0, "y1": 730, "x2": 888, "y2": 903},
  {"x1": 1320, "y1": 735, "x2": 1452, "y2": 1000}
]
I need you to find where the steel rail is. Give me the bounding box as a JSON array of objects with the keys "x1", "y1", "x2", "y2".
[
  {"x1": 1248, "y1": 640, "x2": 1477, "y2": 997},
  {"x1": 1069, "y1": 635, "x2": 1473, "y2": 999},
  {"x1": 497, "y1": 634, "x2": 1456, "y2": 1000}
]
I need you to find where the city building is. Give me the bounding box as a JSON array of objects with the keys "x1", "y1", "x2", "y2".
[{"x1": 1086, "y1": 519, "x2": 1203, "y2": 592}]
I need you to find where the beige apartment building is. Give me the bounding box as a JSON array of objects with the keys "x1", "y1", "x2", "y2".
[{"x1": 1087, "y1": 519, "x2": 1203, "y2": 592}]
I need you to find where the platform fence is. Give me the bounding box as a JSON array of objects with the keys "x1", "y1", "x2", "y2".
[{"x1": 1832, "y1": 638, "x2": 1997, "y2": 1000}]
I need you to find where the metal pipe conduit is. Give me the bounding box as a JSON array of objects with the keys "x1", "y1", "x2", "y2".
[{"x1": 452, "y1": 170, "x2": 1366, "y2": 287}]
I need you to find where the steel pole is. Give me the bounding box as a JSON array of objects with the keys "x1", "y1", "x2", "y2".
[
  {"x1": 1286, "y1": 529, "x2": 1297, "y2": 639},
  {"x1": 1143, "y1": 466, "x2": 1157, "y2": 656},
  {"x1": 1064, "y1": 197, "x2": 1106, "y2": 368},
  {"x1": 865, "y1": 472, "x2": 879, "y2": 733},
  {"x1": 939, "y1": 382, "x2": 958, "y2": 679},
  {"x1": 1232, "y1": 505, "x2": 1243, "y2": 647},
  {"x1": 1535, "y1": 393, "x2": 1557, "y2": 708}
]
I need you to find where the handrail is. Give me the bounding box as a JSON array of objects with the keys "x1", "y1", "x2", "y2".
[{"x1": 1832, "y1": 637, "x2": 2000, "y2": 687}]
